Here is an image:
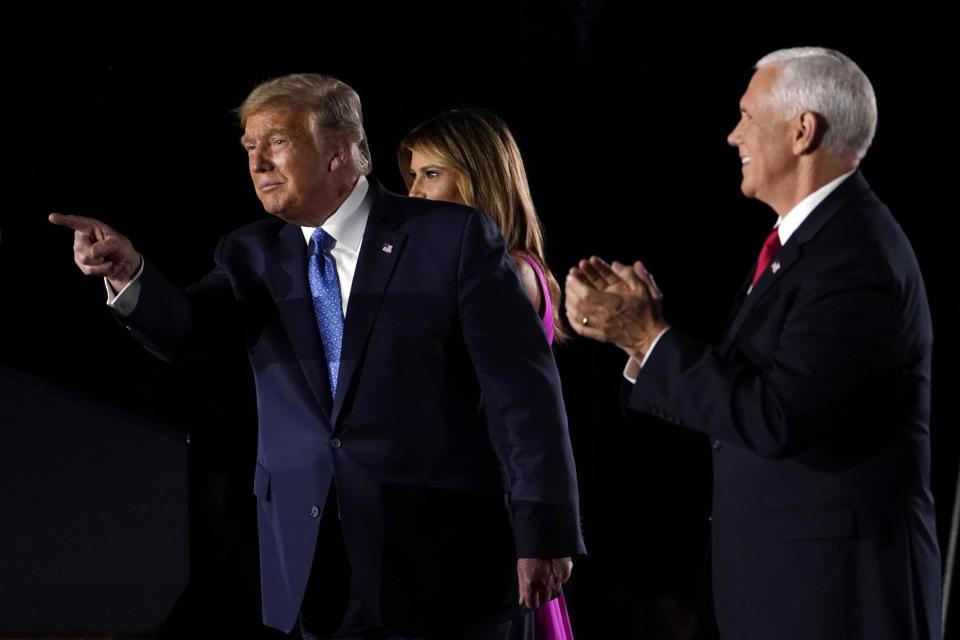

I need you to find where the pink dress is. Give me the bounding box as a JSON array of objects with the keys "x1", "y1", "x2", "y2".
[{"x1": 517, "y1": 253, "x2": 575, "y2": 640}]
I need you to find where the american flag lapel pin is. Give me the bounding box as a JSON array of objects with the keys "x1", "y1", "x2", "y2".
[
  {"x1": 771, "y1": 261, "x2": 781, "y2": 274},
  {"x1": 381, "y1": 243, "x2": 393, "y2": 254}
]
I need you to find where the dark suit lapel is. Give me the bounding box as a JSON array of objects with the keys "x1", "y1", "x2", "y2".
[
  {"x1": 725, "y1": 269, "x2": 754, "y2": 327},
  {"x1": 330, "y1": 184, "x2": 407, "y2": 428},
  {"x1": 719, "y1": 241, "x2": 802, "y2": 355},
  {"x1": 719, "y1": 172, "x2": 872, "y2": 356},
  {"x1": 263, "y1": 223, "x2": 334, "y2": 418}
]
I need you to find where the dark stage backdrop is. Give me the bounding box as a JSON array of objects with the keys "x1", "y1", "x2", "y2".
[{"x1": 2, "y1": 8, "x2": 956, "y2": 638}]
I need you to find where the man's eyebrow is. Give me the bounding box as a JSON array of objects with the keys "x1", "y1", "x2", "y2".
[{"x1": 240, "y1": 127, "x2": 293, "y2": 145}]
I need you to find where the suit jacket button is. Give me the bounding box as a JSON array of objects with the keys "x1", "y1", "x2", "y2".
[
  {"x1": 712, "y1": 439, "x2": 722, "y2": 450},
  {"x1": 330, "y1": 437, "x2": 342, "y2": 449},
  {"x1": 310, "y1": 506, "x2": 320, "y2": 518}
]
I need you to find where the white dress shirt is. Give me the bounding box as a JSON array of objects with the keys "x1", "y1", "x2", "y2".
[{"x1": 300, "y1": 176, "x2": 370, "y2": 316}]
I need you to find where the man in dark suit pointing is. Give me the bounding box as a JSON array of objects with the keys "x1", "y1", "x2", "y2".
[
  {"x1": 52, "y1": 73, "x2": 584, "y2": 639},
  {"x1": 565, "y1": 47, "x2": 940, "y2": 640}
]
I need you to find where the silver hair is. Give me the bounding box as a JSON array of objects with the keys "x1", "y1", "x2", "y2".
[{"x1": 756, "y1": 47, "x2": 877, "y2": 160}]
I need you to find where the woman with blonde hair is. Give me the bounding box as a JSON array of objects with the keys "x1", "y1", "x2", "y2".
[
  {"x1": 399, "y1": 108, "x2": 574, "y2": 640},
  {"x1": 399, "y1": 108, "x2": 567, "y2": 346}
]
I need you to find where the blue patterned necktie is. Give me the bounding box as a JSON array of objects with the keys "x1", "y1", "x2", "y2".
[{"x1": 308, "y1": 228, "x2": 344, "y2": 396}]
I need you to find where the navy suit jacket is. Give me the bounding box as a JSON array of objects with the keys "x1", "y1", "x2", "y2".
[
  {"x1": 120, "y1": 181, "x2": 585, "y2": 634},
  {"x1": 627, "y1": 173, "x2": 940, "y2": 640}
]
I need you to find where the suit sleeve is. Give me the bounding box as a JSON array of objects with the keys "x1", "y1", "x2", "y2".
[
  {"x1": 118, "y1": 237, "x2": 252, "y2": 361},
  {"x1": 627, "y1": 246, "x2": 918, "y2": 459},
  {"x1": 457, "y1": 209, "x2": 586, "y2": 558}
]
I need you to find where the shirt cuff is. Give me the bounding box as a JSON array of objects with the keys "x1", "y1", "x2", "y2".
[
  {"x1": 105, "y1": 256, "x2": 145, "y2": 317},
  {"x1": 622, "y1": 327, "x2": 671, "y2": 383}
]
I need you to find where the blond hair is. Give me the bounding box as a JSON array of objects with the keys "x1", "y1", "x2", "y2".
[
  {"x1": 399, "y1": 109, "x2": 567, "y2": 342},
  {"x1": 239, "y1": 73, "x2": 372, "y2": 175}
]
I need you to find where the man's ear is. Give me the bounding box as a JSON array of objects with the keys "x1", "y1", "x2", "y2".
[
  {"x1": 329, "y1": 143, "x2": 351, "y2": 172},
  {"x1": 793, "y1": 111, "x2": 824, "y2": 155}
]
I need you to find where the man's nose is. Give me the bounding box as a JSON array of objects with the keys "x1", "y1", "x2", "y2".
[
  {"x1": 726, "y1": 124, "x2": 741, "y2": 147},
  {"x1": 250, "y1": 150, "x2": 273, "y2": 172}
]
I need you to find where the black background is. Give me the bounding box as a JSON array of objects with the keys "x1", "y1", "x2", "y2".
[{"x1": 2, "y1": 6, "x2": 956, "y2": 638}]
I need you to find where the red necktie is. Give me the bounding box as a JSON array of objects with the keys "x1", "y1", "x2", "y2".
[{"x1": 751, "y1": 227, "x2": 781, "y2": 287}]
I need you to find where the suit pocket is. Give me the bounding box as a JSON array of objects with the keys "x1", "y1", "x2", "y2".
[
  {"x1": 253, "y1": 462, "x2": 272, "y2": 502},
  {"x1": 763, "y1": 503, "x2": 855, "y2": 542}
]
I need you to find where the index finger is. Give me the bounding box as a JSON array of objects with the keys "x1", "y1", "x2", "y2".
[
  {"x1": 585, "y1": 256, "x2": 624, "y2": 288},
  {"x1": 632, "y1": 261, "x2": 663, "y2": 300},
  {"x1": 609, "y1": 261, "x2": 645, "y2": 288},
  {"x1": 564, "y1": 270, "x2": 596, "y2": 298},
  {"x1": 49, "y1": 213, "x2": 95, "y2": 235}
]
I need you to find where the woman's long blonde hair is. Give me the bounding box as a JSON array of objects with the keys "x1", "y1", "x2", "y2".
[{"x1": 399, "y1": 109, "x2": 567, "y2": 342}]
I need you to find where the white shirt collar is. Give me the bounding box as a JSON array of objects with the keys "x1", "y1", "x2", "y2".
[
  {"x1": 775, "y1": 170, "x2": 855, "y2": 245},
  {"x1": 300, "y1": 175, "x2": 370, "y2": 249}
]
